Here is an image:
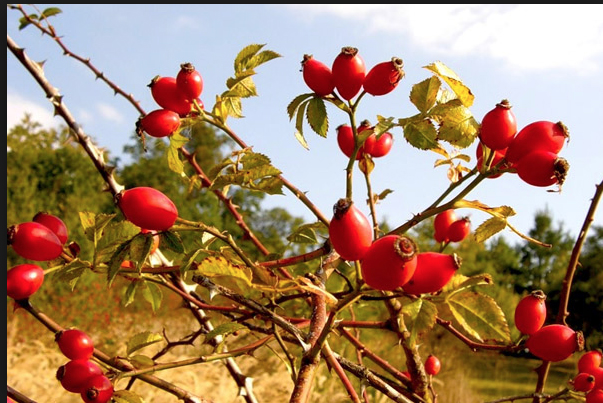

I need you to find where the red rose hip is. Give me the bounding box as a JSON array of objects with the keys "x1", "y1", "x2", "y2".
[
  {"x1": 328, "y1": 198, "x2": 373, "y2": 261},
  {"x1": 361, "y1": 235, "x2": 418, "y2": 291},
  {"x1": 119, "y1": 187, "x2": 178, "y2": 231}
]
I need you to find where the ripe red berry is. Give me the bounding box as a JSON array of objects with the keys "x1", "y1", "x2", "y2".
[
  {"x1": 148, "y1": 76, "x2": 192, "y2": 116},
  {"x1": 80, "y1": 374, "x2": 114, "y2": 403},
  {"x1": 447, "y1": 218, "x2": 471, "y2": 243},
  {"x1": 579, "y1": 350, "x2": 603, "y2": 374},
  {"x1": 328, "y1": 199, "x2": 373, "y2": 261},
  {"x1": 425, "y1": 355, "x2": 441, "y2": 376},
  {"x1": 176, "y1": 62, "x2": 204, "y2": 101},
  {"x1": 479, "y1": 99, "x2": 517, "y2": 151},
  {"x1": 363, "y1": 57, "x2": 405, "y2": 96},
  {"x1": 8, "y1": 221, "x2": 63, "y2": 261},
  {"x1": 33, "y1": 212, "x2": 68, "y2": 244},
  {"x1": 56, "y1": 329, "x2": 95, "y2": 360},
  {"x1": 590, "y1": 366, "x2": 603, "y2": 390},
  {"x1": 586, "y1": 389, "x2": 603, "y2": 403},
  {"x1": 336, "y1": 124, "x2": 357, "y2": 159},
  {"x1": 332, "y1": 46, "x2": 366, "y2": 100},
  {"x1": 7, "y1": 264, "x2": 45, "y2": 300},
  {"x1": 505, "y1": 121, "x2": 570, "y2": 165},
  {"x1": 433, "y1": 209, "x2": 457, "y2": 243},
  {"x1": 361, "y1": 235, "x2": 418, "y2": 291},
  {"x1": 572, "y1": 372, "x2": 596, "y2": 392},
  {"x1": 515, "y1": 150, "x2": 570, "y2": 188},
  {"x1": 363, "y1": 132, "x2": 394, "y2": 158},
  {"x1": 56, "y1": 359, "x2": 103, "y2": 393},
  {"x1": 119, "y1": 187, "x2": 178, "y2": 231},
  {"x1": 138, "y1": 109, "x2": 181, "y2": 138},
  {"x1": 403, "y1": 252, "x2": 461, "y2": 295},
  {"x1": 514, "y1": 290, "x2": 547, "y2": 335},
  {"x1": 526, "y1": 324, "x2": 583, "y2": 362},
  {"x1": 301, "y1": 54, "x2": 335, "y2": 97}
]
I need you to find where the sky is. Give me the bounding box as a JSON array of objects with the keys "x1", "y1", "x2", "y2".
[{"x1": 7, "y1": 4, "x2": 603, "y2": 246}]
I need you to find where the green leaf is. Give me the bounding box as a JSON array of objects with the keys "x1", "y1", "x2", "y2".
[
  {"x1": 441, "y1": 273, "x2": 494, "y2": 295},
  {"x1": 306, "y1": 97, "x2": 328, "y2": 137},
  {"x1": 210, "y1": 151, "x2": 283, "y2": 195},
  {"x1": 126, "y1": 331, "x2": 164, "y2": 355},
  {"x1": 53, "y1": 259, "x2": 89, "y2": 291},
  {"x1": 195, "y1": 256, "x2": 253, "y2": 287},
  {"x1": 123, "y1": 280, "x2": 143, "y2": 307},
  {"x1": 226, "y1": 70, "x2": 256, "y2": 90},
  {"x1": 234, "y1": 43, "x2": 266, "y2": 73},
  {"x1": 287, "y1": 93, "x2": 314, "y2": 120},
  {"x1": 79, "y1": 211, "x2": 116, "y2": 244},
  {"x1": 474, "y1": 216, "x2": 508, "y2": 243},
  {"x1": 247, "y1": 49, "x2": 282, "y2": 70},
  {"x1": 129, "y1": 233, "x2": 153, "y2": 271},
  {"x1": 169, "y1": 131, "x2": 189, "y2": 149},
  {"x1": 166, "y1": 145, "x2": 184, "y2": 175},
  {"x1": 286, "y1": 222, "x2": 326, "y2": 244},
  {"x1": 204, "y1": 322, "x2": 248, "y2": 343},
  {"x1": 401, "y1": 298, "x2": 438, "y2": 347},
  {"x1": 446, "y1": 290, "x2": 511, "y2": 344},
  {"x1": 128, "y1": 355, "x2": 155, "y2": 369},
  {"x1": 403, "y1": 119, "x2": 440, "y2": 150},
  {"x1": 107, "y1": 241, "x2": 132, "y2": 285},
  {"x1": 374, "y1": 116, "x2": 396, "y2": 138},
  {"x1": 222, "y1": 95, "x2": 244, "y2": 118},
  {"x1": 41, "y1": 7, "x2": 62, "y2": 18},
  {"x1": 179, "y1": 249, "x2": 208, "y2": 276},
  {"x1": 410, "y1": 77, "x2": 441, "y2": 113},
  {"x1": 142, "y1": 281, "x2": 163, "y2": 313},
  {"x1": 294, "y1": 99, "x2": 310, "y2": 148},
  {"x1": 224, "y1": 76, "x2": 257, "y2": 99},
  {"x1": 161, "y1": 231, "x2": 185, "y2": 254},
  {"x1": 431, "y1": 100, "x2": 479, "y2": 148},
  {"x1": 112, "y1": 390, "x2": 146, "y2": 403},
  {"x1": 18, "y1": 17, "x2": 33, "y2": 30},
  {"x1": 424, "y1": 61, "x2": 474, "y2": 107},
  {"x1": 95, "y1": 221, "x2": 140, "y2": 263}
]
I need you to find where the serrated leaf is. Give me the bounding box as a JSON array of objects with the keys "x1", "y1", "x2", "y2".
[
  {"x1": 95, "y1": 221, "x2": 140, "y2": 263},
  {"x1": 161, "y1": 231, "x2": 185, "y2": 254},
  {"x1": 18, "y1": 17, "x2": 32, "y2": 30},
  {"x1": 223, "y1": 95, "x2": 244, "y2": 118},
  {"x1": 474, "y1": 217, "x2": 507, "y2": 243},
  {"x1": 454, "y1": 200, "x2": 516, "y2": 219},
  {"x1": 374, "y1": 116, "x2": 396, "y2": 137},
  {"x1": 195, "y1": 256, "x2": 252, "y2": 287},
  {"x1": 287, "y1": 93, "x2": 315, "y2": 120},
  {"x1": 306, "y1": 97, "x2": 328, "y2": 137},
  {"x1": 403, "y1": 119, "x2": 440, "y2": 150},
  {"x1": 294, "y1": 99, "x2": 310, "y2": 145},
  {"x1": 127, "y1": 331, "x2": 164, "y2": 356},
  {"x1": 142, "y1": 281, "x2": 163, "y2": 313},
  {"x1": 424, "y1": 62, "x2": 474, "y2": 107},
  {"x1": 224, "y1": 76, "x2": 257, "y2": 99},
  {"x1": 123, "y1": 280, "x2": 143, "y2": 307},
  {"x1": 286, "y1": 223, "x2": 322, "y2": 244},
  {"x1": 169, "y1": 131, "x2": 189, "y2": 149},
  {"x1": 204, "y1": 322, "x2": 248, "y2": 344},
  {"x1": 248, "y1": 50, "x2": 282, "y2": 70},
  {"x1": 294, "y1": 130, "x2": 309, "y2": 150},
  {"x1": 226, "y1": 71, "x2": 256, "y2": 90},
  {"x1": 79, "y1": 211, "x2": 116, "y2": 244},
  {"x1": 410, "y1": 77, "x2": 441, "y2": 113},
  {"x1": 234, "y1": 44, "x2": 266, "y2": 73},
  {"x1": 212, "y1": 95, "x2": 227, "y2": 124},
  {"x1": 441, "y1": 273, "x2": 494, "y2": 295},
  {"x1": 107, "y1": 241, "x2": 132, "y2": 285},
  {"x1": 401, "y1": 298, "x2": 438, "y2": 347},
  {"x1": 112, "y1": 390, "x2": 146, "y2": 403},
  {"x1": 41, "y1": 7, "x2": 62, "y2": 18},
  {"x1": 129, "y1": 234, "x2": 153, "y2": 271},
  {"x1": 166, "y1": 143, "x2": 184, "y2": 174},
  {"x1": 53, "y1": 259, "x2": 89, "y2": 291},
  {"x1": 447, "y1": 291, "x2": 511, "y2": 344},
  {"x1": 431, "y1": 100, "x2": 479, "y2": 148}
]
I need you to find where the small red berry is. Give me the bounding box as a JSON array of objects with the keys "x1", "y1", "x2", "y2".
[
  {"x1": 56, "y1": 359, "x2": 103, "y2": 393},
  {"x1": 118, "y1": 187, "x2": 178, "y2": 231},
  {"x1": 526, "y1": 324, "x2": 583, "y2": 362},
  {"x1": 572, "y1": 372, "x2": 596, "y2": 392},
  {"x1": 332, "y1": 46, "x2": 366, "y2": 101},
  {"x1": 364, "y1": 132, "x2": 394, "y2": 158},
  {"x1": 80, "y1": 374, "x2": 114, "y2": 403},
  {"x1": 403, "y1": 252, "x2": 461, "y2": 295},
  {"x1": 361, "y1": 235, "x2": 418, "y2": 291},
  {"x1": 8, "y1": 221, "x2": 63, "y2": 261},
  {"x1": 336, "y1": 124, "x2": 357, "y2": 160},
  {"x1": 138, "y1": 109, "x2": 181, "y2": 138},
  {"x1": 176, "y1": 62, "x2": 204, "y2": 101},
  {"x1": 362, "y1": 57, "x2": 405, "y2": 96},
  {"x1": 447, "y1": 218, "x2": 471, "y2": 243},
  {"x1": 33, "y1": 212, "x2": 68, "y2": 244},
  {"x1": 505, "y1": 120, "x2": 570, "y2": 164},
  {"x1": 479, "y1": 99, "x2": 517, "y2": 151},
  {"x1": 425, "y1": 355, "x2": 441, "y2": 376},
  {"x1": 148, "y1": 76, "x2": 193, "y2": 116},
  {"x1": 514, "y1": 290, "x2": 547, "y2": 335},
  {"x1": 328, "y1": 198, "x2": 373, "y2": 261},
  {"x1": 56, "y1": 329, "x2": 95, "y2": 360},
  {"x1": 515, "y1": 150, "x2": 570, "y2": 188},
  {"x1": 7, "y1": 264, "x2": 45, "y2": 300},
  {"x1": 433, "y1": 209, "x2": 457, "y2": 243},
  {"x1": 579, "y1": 350, "x2": 603, "y2": 374},
  {"x1": 586, "y1": 389, "x2": 603, "y2": 403},
  {"x1": 301, "y1": 54, "x2": 335, "y2": 97}
]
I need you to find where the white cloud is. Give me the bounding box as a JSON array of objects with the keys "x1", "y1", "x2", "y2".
[
  {"x1": 285, "y1": 4, "x2": 603, "y2": 74},
  {"x1": 97, "y1": 103, "x2": 125, "y2": 124},
  {"x1": 6, "y1": 91, "x2": 58, "y2": 131}
]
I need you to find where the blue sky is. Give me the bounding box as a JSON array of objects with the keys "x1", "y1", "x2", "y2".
[{"x1": 7, "y1": 4, "x2": 603, "y2": 243}]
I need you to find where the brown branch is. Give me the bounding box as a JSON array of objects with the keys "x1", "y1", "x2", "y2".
[
  {"x1": 259, "y1": 244, "x2": 330, "y2": 269},
  {"x1": 321, "y1": 342, "x2": 361, "y2": 403},
  {"x1": 7, "y1": 385, "x2": 36, "y2": 403}
]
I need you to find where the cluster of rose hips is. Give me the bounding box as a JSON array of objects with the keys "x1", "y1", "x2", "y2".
[
  {"x1": 570, "y1": 350, "x2": 603, "y2": 402},
  {"x1": 7, "y1": 212, "x2": 71, "y2": 301},
  {"x1": 478, "y1": 99, "x2": 570, "y2": 189},
  {"x1": 432, "y1": 209, "x2": 471, "y2": 245},
  {"x1": 55, "y1": 328, "x2": 114, "y2": 403},
  {"x1": 336, "y1": 120, "x2": 394, "y2": 161},
  {"x1": 514, "y1": 291, "x2": 584, "y2": 363},
  {"x1": 136, "y1": 62, "x2": 204, "y2": 139},
  {"x1": 301, "y1": 46, "x2": 405, "y2": 100},
  {"x1": 328, "y1": 198, "x2": 460, "y2": 293}
]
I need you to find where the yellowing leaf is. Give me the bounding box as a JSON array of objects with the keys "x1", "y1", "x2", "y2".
[
  {"x1": 474, "y1": 217, "x2": 508, "y2": 243},
  {"x1": 306, "y1": 97, "x2": 328, "y2": 137},
  {"x1": 126, "y1": 331, "x2": 164, "y2": 356},
  {"x1": 403, "y1": 119, "x2": 439, "y2": 150},
  {"x1": 424, "y1": 61, "x2": 474, "y2": 107},
  {"x1": 401, "y1": 298, "x2": 438, "y2": 347},
  {"x1": 195, "y1": 256, "x2": 252, "y2": 287},
  {"x1": 112, "y1": 390, "x2": 146, "y2": 403},
  {"x1": 410, "y1": 77, "x2": 441, "y2": 113}
]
